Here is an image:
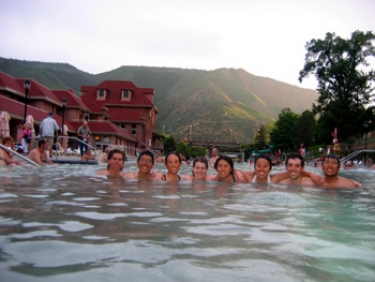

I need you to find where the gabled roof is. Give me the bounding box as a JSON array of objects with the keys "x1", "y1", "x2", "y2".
[
  {"x1": 0, "y1": 72, "x2": 26, "y2": 96},
  {"x1": 16, "y1": 78, "x2": 61, "y2": 106},
  {"x1": 53, "y1": 89, "x2": 88, "y2": 110},
  {"x1": 80, "y1": 80, "x2": 154, "y2": 108},
  {"x1": 0, "y1": 95, "x2": 74, "y2": 132}
]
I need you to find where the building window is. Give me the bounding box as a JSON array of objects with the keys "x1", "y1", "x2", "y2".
[
  {"x1": 97, "y1": 89, "x2": 107, "y2": 100},
  {"x1": 121, "y1": 89, "x2": 132, "y2": 101},
  {"x1": 132, "y1": 124, "x2": 137, "y2": 135}
]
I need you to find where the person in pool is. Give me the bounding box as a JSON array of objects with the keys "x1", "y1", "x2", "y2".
[
  {"x1": 319, "y1": 154, "x2": 361, "y2": 188},
  {"x1": 161, "y1": 151, "x2": 191, "y2": 181},
  {"x1": 181, "y1": 157, "x2": 216, "y2": 181},
  {"x1": 241, "y1": 155, "x2": 292, "y2": 184},
  {"x1": 0, "y1": 136, "x2": 22, "y2": 166},
  {"x1": 28, "y1": 139, "x2": 55, "y2": 165},
  {"x1": 96, "y1": 149, "x2": 126, "y2": 177},
  {"x1": 274, "y1": 153, "x2": 315, "y2": 187},
  {"x1": 212, "y1": 155, "x2": 252, "y2": 183},
  {"x1": 123, "y1": 150, "x2": 163, "y2": 180}
]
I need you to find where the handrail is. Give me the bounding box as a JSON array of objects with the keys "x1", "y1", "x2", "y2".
[
  {"x1": 0, "y1": 144, "x2": 39, "y2": 167},
  {"x1": 340, "y1": 149, "x2": 375, "y2": 162},
  {"x1": 55, "y1": 136, "x2": 98, "y2": 160}
]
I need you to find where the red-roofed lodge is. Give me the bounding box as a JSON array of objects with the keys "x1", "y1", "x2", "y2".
[{"x1": 0, "y1": 71, "x2": 163, "y2": 155}]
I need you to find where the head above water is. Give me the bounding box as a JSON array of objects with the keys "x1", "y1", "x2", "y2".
[
  {"x1": 1, "y1": 136, "x2": 14, "y2": 146},
  {"x1": 254, "y1": 155, "x2": 272, "y2": 170},
  {"x1": 285, "y1": 153, "x2": 304, "y2": 167},
  {"x1": 106, "y1": 149, "x2": 125, "y2": 170},
  {"x1": 137, "y1": 150, "x2": 155, "y2": 164},
  {"x1": 322, "y1": 154, "x2": 341, "y2": 168},
  {"x1": 214, "y1": 155, "x2": 234, "y2": 175},
  {"x1": 165, "y1": 151, "x2": 181, "y2": 165}
]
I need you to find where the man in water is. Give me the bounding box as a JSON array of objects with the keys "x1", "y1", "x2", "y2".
[
  {"x1": 96, "y1": 149, "x2": 125, "y2": 177},
  {"x1": 209, "y1": 148, "x2": 219, "y2": 168},
  {"x1": 28, "y1": 139, "x2": 55, "y2": 165},
  {"x1": 320, "y1": 154, "x2": 361, "y2": 188},
  {"x1": 275, "y1": 153, "x2": 315, "y2": 186}
]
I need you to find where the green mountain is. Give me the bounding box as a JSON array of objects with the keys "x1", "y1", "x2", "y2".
[{"x1": 0, "y1": 57, "x2": 318, "y2": 143}]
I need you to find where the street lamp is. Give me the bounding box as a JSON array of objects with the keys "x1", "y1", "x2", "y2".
[
  {"x1": 23, "y1": 79, "x2": 31, "y2": 123},
  {"x1": 363, "y1": 120, "x2": 372, "y2": 167},
  {"x1": 61, "y1": 97, "x2": 67, "y2": 135}
]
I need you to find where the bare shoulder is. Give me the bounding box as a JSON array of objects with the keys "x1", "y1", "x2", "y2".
[
  {"x1": 180, "y1": 175, "x2": 193, "y2": 181},
  {"x1": 338, "y1": 176, "x2": 362, "y2": 188},
  {"x1": 123, "y1": 172, "x2": 136, "y2": 179},
  {"x1": 205, "y1": 174, "x2": 217, "y2": 181},
  {"x1": 300, "y1": 177, "x2": 315, "y2": 187},
  {"x1": 96, "y1": 170, "x2": 108, "y2": 176},
  {"x1": 151, "y1": 171, "x2": 164, "y2": 180}
]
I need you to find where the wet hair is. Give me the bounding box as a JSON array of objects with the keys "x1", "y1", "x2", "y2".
[
  {"x1": 165, "y1": 151, "x2": 181, "y2": 165},
  {"x1": 192, "y1": 157, "x2": 209, "y2": 177},
  {"x1": 138, "y1": 150, "x2": 154, "y2": 164},
  {"x1": 286, "y1": 153, "x2": 304, "y2": 167},
  {"x1": 107, "y1": 149, "x2": 125, "y2": 170},
  {"x1": 193, "y1": 157, "x2": 209, "y2": 169},
  {"x1": 254, "y1": 155, "x2": 272, "y2": 170},
  {"x1": 38, "y1": 139, "x2": 46, "y2": 147},
  {"x1": 322, "y1": 154, "x2": 341, "y2": 168},
  {"x1": 214, "y1": 155, "x2": 234, "y2": 175},
  {"x1": 1, "y1": 136, "x2": 14, "y2": 146}
]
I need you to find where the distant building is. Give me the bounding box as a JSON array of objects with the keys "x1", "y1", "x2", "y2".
[{"x1": 0, "y1": 71, "x2": 162, "y2": 155}]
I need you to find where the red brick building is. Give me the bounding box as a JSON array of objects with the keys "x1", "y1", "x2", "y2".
[{"x1": 0, "y1": 71, "x2": 162, "y2": 155}]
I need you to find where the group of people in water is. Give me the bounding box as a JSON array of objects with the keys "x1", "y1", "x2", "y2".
[
  {"x1": 96, "y1": 148, "x2": 362, "y2": 189},
  {"x1": 0, "y1": 136, "x2": 363, "y2": 189}
]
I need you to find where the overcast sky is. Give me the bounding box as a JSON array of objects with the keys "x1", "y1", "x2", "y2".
[{"x1": 1, "y1": 0, "x2": 374, "y2": 89}]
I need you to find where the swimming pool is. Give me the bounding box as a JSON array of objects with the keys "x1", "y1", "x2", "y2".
[{"x1": 0, "y1": 162, "x2": 374, "y2": 281}]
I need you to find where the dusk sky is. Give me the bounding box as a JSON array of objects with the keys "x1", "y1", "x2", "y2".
[{"x1": 1, "y1": 0, "x2": 374, "y2": 89}]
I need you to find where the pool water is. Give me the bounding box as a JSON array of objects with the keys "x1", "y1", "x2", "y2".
[{"x1": 0, "y1": 162, "x2": 374, "y2": 281}]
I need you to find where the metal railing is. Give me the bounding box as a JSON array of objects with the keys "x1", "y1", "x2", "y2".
[
  {"x1": 54, "y1": 136, "x2": 99, "y2": 160},
  {"x1": 0, "y1": 144, "x2": 39, "y2": 167}
]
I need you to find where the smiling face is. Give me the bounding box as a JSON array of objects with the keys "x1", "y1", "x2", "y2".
[
  {"x1": 192, "y1": 161, "x2": 208, "y2": 180},
  {"x1": 322, "y1": 157, "x2": 340, "y2": 177},
  {"x1": 216, "y1": 159, "x2": 232, "y2": 179},
  {"x1": 166, "y1": 154, "x2": 181, "y2": 175},
  {"x1": 254, "y1": 158, "x2": 271, "y2": 179},
  {"x1": 107, "y1": 152, "x2": 124, "y2": 172},
  {"x1": 286, "y1": 158, "x2": 303, "y2": 180},
  {"x1": 137, "y1": 154, "x2": 154, "y2": 174}
]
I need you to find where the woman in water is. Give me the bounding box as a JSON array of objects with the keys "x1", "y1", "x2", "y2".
[
  {"x1": 123, "y1": 150, "x2": 163, "y2": 180},
  {"x1": 182, "y1": 157, "x2": 216, "y2": 181},
  {"x1": 0, "y1": 136, "x2": 22, "y2": 166},
  {"x1": 213, "y1": 155, "x2": 252, "y2": 183},
  {"x1": 162, "y1": 151, "x2": 191, "y2": 181}
]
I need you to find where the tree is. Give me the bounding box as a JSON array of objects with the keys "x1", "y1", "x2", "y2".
[
  {"x1": 163, "y1": 134, "x2": 177, "y2": 154},
  {"x1": 254, "y1": 124, "x2": 268, "y2": 149},
  {"x1": 294, "y1": 110, "x2": 316, "y2": 148},
  {"x1": 270, "y1": 108, "x2": 299, "y2": 151},
  {"x1": 299, "y1": 30, "x2": 375, "y2": 141},
  {"x1": 176, "y1": 140, "x2": 190, "y2": 158}
]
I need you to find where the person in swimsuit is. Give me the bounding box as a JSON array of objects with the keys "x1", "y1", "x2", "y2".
[
  {"x1": 123, "y1": 150, "x2": 163, "y2": 180},
  {"x1": 242, "y1": 155, "x2": 273, "y2": 184},
  {"x1": 181, "y1": 157, "x2": 216, "y2": 181},
  {"x1": 28, "y1": 139, "x2": 55, "y2": 165},
  {"x1": 96, "y1": 149, "x2": 126, "y2": 177},
  {"x1": 162, "y1": 151, "x2": 190, "y2": 181},
  {"x1": 212, "y1": 155, "x2": 251, "y2": 183},
  {"x1": 0, "y1": 136, "x2": 22, "y2": 166}
]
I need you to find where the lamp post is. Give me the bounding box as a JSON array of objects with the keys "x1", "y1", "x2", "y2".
[
  {"x1": 363, "y1": 120, "x2": 372, "y2": 167},
  {"x1": 61, "y1": 98, "x2": 67, "y2": 135},
  {"x1": 23, "y1": 79, "x2": 31, "y2": 123},
  {"x1": 85, "y1": 110, "x2": 90, "y2": 121}
]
